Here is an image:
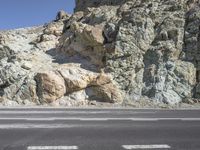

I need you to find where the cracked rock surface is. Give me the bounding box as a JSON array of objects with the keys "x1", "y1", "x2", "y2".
[{"x1": 0, "y1": 0, "x2": 200, "y2": 107}]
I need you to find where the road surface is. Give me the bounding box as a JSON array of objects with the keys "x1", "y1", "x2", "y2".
[{"x1": 0, "y1": 108, "x2": 199, "y2": 150}]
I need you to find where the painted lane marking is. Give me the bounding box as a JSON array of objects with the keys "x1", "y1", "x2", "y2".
[
  {"x1": 0, "y1": 111, "x2": 156, "y2": 115},
  {"x1": 0, "y1": 111, "x2": 111, "y2": 114},
  {"x1": 0, "y1": 124, "x2": 78, "y2": 129},
  {"x1": 122, "y1": 144, "x2": 171, "y2": 149},
  {"x1": 0, "y1": 117, "x2": 159, "y2": 121},
  {"x1": 0, "y1": 117, "x2": 199, "y2": 121},
  {"x1": 27, "y1": 146, "x2": 78, "y2": 150},
  {"x1": 79, "y1": 118, "x2": 109, "y2": 121},
  {"x1": 0, "y1": 117, "x2": 139, "y2": 121},
  {"x1": 180, "y1": 118, "x2": 200, "y2": 121}
]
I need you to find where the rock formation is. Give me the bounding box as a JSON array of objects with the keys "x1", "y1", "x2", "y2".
[{"x1": 0, "y1": 0, "x2": 200, "y2": 106}]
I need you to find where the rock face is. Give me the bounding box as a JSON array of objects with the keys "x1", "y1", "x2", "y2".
[{"x1": 0, "y1": 0, "x2": 200, "y2": 106}]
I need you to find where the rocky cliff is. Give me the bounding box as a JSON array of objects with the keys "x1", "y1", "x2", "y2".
[{"x1": 0, "y1": 0, "x2": 200, "y2": 107}]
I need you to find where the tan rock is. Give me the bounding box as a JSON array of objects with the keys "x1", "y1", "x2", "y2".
[
  {"x1": 95, "y1": 73, "x2": 112, "y2": 85},
  {"x1": 58, "y1": 67, "x2": 97, "y2": 93},
  {"x1": 56, "y1": 10, "x2": 70, "y2": 21},
  {"x1": 58, "y1": 22, "x2": 106, "y2": 67},
  {"x1": 21, "y1": 62, "x2": 32, "y2": 70},
  {"x1": 71, "y1": 22, "x2": 104, "y2": 46},
  {"x1": 58, "y1": 66, "x2": 123, "y2": 104},
  {"x1": 83, "y1": 25, "x2": 104, "y2": 45},
  {"x1": 35, "y1": 71, "x2": 66, "y2": 103},
  {"x1": 88, "y1": 72, "x2": 123, "y2": 103},
  {"x1": 88, "y1": 83, "x2": 123, "y2": 103},
  {"x1": 43, "y1": 21, "x2": 65, "y2": 36},
  {"x1": 100, "y1": 83, "x2": 123, "y2": 103},
  {"x1": 175, "y1": 61, "x2": 196, "y2": 86}
]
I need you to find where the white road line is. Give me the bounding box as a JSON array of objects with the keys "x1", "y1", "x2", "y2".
[
  {"x1": 0, "y1": 111, "x2": 110, "y2": 114},
  {"x1": 0, "y1": 117, "x2": 199, "y2": 121},
  {"x1": 180, "y1": 118, "x2": 200, "y2": 121},
  {"x1": 122, "y1": 144, "x2": 171, "y2": 149},
  {"x1": 130, "y1": 118, "x2": 200, "y2": 121},
  {"x1": 27, "y1": 146, "x2": 78, "y2": 150},
  {"x1": 0, "y1": 111, "x2": 155, "y2": 114},
  {"x1": 79, "y1": 118, "x2": 109, "y2": 121},
  {"x1": 0, "y1": 124, "x2": 78, "y2": 129},
  {"x1": 0, "y1": 117, "x2": 159, "y2": 121}
]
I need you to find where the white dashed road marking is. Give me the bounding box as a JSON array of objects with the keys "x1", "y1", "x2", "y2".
[
  {"x1": 27, "y1": 146, "x2": 78, "y2": 150},
  {"x1": 122, "y1": 144, "x2": 171, "y2": 149},
  {"x1": 0, "y1": 124, "x2": 78, "y2": 129}
]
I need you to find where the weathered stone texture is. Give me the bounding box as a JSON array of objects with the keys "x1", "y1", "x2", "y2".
[
  {"x1": 35, "y1": 71, "x2": 66, "y2": 103},
  {"x1": 62, "y1": 0, "x2": 199, "y2": 104},
  {"x1": 0, "y1": 1, "x2": 200, "y2": 106}
]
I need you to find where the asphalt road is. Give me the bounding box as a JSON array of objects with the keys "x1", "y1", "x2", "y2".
[{"x1": 0, "y1": 108, "x2": 200, "y2": 150}]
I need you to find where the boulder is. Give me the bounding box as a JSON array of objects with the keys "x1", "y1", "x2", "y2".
[
  {"x1": 56, "y1": 10, "x2": 70, "y2": 21},
  {"x1": 35, "y1": 71, "x2": 66, "y2": 103},
  {"x1": 87, "y1": 83, "x2": 123, "y2": 103},
  {"x1": 59, "y1": 67, "x2": 123, "y2": 104},
  {"x1": 58, "y1": 67, "x2": 97, "y2": 93}
]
